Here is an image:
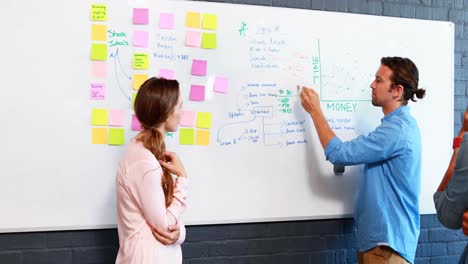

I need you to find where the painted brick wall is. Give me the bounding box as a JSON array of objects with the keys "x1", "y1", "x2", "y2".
[{"x1": 1, "y1": 0, "x2": 467, "y2": 263}]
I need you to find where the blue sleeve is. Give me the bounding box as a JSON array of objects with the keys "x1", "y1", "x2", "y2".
[
  {"x1": 324, "y1": 121, "x2": 405, "y2": 166},
  {"x1": 434, "y1": 134, "x2": 468, "y2": 229}
]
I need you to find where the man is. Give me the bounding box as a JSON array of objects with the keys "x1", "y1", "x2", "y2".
[
  {"x1": 299, "y1": 57, "x2": 426, "y2": 263},
  {"x1": 434, "y1": 107, "x2": 468, "y2": 264}
]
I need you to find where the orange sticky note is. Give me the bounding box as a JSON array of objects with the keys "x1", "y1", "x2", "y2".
[
  {"x1": 186, "y1": 12, "x2": 200, "y2": 28},
  {"x1": 196, "y1": 129, "x2": 210, "y2": 146},
  {"x1": 92, "y1": 128, "x2": 107, "y2": 144}
]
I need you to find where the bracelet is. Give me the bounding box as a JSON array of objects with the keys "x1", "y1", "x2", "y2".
[{"x1": 453, "y1": 137, "x2": 463, "y2": 149}]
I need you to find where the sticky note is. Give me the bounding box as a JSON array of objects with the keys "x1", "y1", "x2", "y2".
[
  {"x1": 186, "y1": 12, "x2": 200, "y2": 28},
  {"x1": 91, "y1": 4, "x2": 107, "y2": 21},
  {"x1": 179, "y1": 128, "x2": 195, "y2": 145},
  {"x1": 185, "y1": 30, "x2": 202, "y2": 47},
  {"x1": 202, "y1": 33, "x2": 216, "y2": 49},
  {"x1": 133, "y1": 53, "x2": 149, "y2": 70},
  {"x1": 133, "y1": 8, "x2": 149, "y2": 25},
  {"x1": 91, "y1": 61, "x2": 107, "y2": 78},
  {"x1": 196, "y1": 112, "x2": 212, "y2": 128},
  {"x1": 91, "y1": 108, "x2": 108, "y2": 126},
  {"x1": 131, "y1": 115, "x2": 142, "y2": 131},
  {"x1": 133, "y1": 30, "x2": 149, "y2": 48},
  {"x1": 190, "y1": 85, "x2": 205, "y2": 101},
  {"x1": 202, "y1": 14, "x2": 217, "y2": 30},
  {"x1": 90, "y1": 83, "x2": 106, "y2": 100},
  {"x1": 159, "y1": 69, "x2": 174, "y2": 80},
  {"x1": 92, "y1": 128, "x2": 107, "y2": 144},
  {"x1": 196, "y1": 129, "x2": 210, "y2": 146},
  {"x1": 133, "y1": 74, "x2": 148, "y2": 90},
  {"x1": 180, "y1": 110, "x2": 196, "y2": 127},
  {"x1": 109, "y1": 109, "x2": 125, "y2": 127},
  {"x1": 191, "y1": 59, "x2": 207, "y2": 76},
  {"x1": 109, "y1": 128, "x2": 125, "y2": 145},
  {"x1": 91, "y1": 24, "x2": 107, "y2": 41},
  {"x1": 91, "y1": 44, "x2": 107, "y2": 60},
  {"x1": 214, "y1": 76, "x2": 229, "y2": 93},
  {"x1": 159, "y1": 13, "x2": 174, "y2": 29},
  {"x1": 132, "y1": 93, "x2": 137, "y2": 108}
]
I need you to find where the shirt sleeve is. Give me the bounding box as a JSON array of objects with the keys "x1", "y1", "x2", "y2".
[
  {"x1": 433, "y1": 134, "x2": 468, "y2": 230},
  {"x1": 128, "y1": 160, "x2": 188, "y2": 231},
  {"x1": 325, "y1": 121, "x2": 405, "y2": 166},
  {"x1": 174, "y1": 219, "x2": 186, "y2": 245}
]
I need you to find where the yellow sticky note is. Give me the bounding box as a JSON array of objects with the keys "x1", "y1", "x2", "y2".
[
  {"x1": 91, "y1": 108, "x2": 108, "y2": 126},
  {"x1": 133, "y1": 74, "x2": 148, "y2": 90},
  {"x1": 109, "y1": 128, "x2": 125, "y2": 145},
  {"x1": 186, "y1": 12, "x2": 200, "y2": 28},
  {"x1": 92, "y1": 128, "x2": 108, "y2": 144},
  {"x1": 179, "y1": 128, "x2": 195, "y2": 145},
  {"x1": 196, "y1": 112, "x2": 212, "y2": 128},
  {"x1": 91, "y1": 4, "x2": 107, "y2": 21},
  {"x1": 91, "y1": 44, "x2": 107, "y2": 60},
  {"x1": 196, "y1": 129, "x2": 210, "y2": 146},
  {"x1": 202, "y1": 33, "x2": 216, "y2": 49},
  {"x1": 133, "y1": 53, "x2": 149, "y2": 70},
  {"x1": 91, "y1": 24, "x2": 107, "y2": 41},
  {"x1": 202, "y1": 14, "x2": 217, "y2": 30}
]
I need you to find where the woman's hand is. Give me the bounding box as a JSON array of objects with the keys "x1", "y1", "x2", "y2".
[
  {"x1": 159, "y1": 152, "x2": 187, "y2": 177},
  {"x1": 151, "y1": 225, "x2": 180, "y2": 245}
]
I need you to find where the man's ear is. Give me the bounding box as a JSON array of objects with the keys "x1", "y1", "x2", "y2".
[{"x1": 392, "y1": 84, "x2": 404, "y2": 100}]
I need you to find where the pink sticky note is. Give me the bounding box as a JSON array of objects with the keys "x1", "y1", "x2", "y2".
[
  {"x1": 131, "y1": 115, "x2": 142, "y2": 131},
  {"x1": 159, "y1": 13, "x2": 174, "y2": 29},
  {"x1": 191, "y1": 59, "x2": 207, "y2": 76},
  {"x1": 185, "y1": 30, "x2": 202, "y2": 47},
  {"x1": 180, "y1": 110, "x2": 196, "y2": 127},
  {"x1": 90, "y1": 83, "x2": 106, "y2": 100},
  {"x1": 91, "y1": 61, "x2": 107, "y2": 78},
  {"x1": 214, "y1": 76, "x2": 229, "y2": 93},
  {"x1": 190, "y1": 85, "x2": 205, "y2": 101},
  {"x1": 133, "y1": 30, "x2": 149, "y2": 47},
  {"x1": 159, "y1": 69, "x2": 174, "y2": 80},
  {"x1": 109, "y1": 109, "x2": 125, "y2": 127},
  {"x1": 133, "y1": 8, "x2": 148, "y2": 25}
]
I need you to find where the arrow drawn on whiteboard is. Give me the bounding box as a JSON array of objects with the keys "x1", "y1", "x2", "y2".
[{"x1": 110, "y1": 48, "x2": 131, "y2": 101}]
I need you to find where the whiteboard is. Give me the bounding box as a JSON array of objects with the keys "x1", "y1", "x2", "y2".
[{"x1": 0, "y1": 0, "x2": 454, "y2": 232}]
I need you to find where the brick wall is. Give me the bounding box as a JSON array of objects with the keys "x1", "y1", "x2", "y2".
[{"x1": 1, "y1": 0, "x2": 467, "y2": 263}]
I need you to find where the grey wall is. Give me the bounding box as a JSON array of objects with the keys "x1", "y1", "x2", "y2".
[{"x1": 1, "y1": 0, "x2": 467, "y2": 263}]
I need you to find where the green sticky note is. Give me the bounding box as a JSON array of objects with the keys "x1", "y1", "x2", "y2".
[
  {"x1": 91, "y1": 44, "x2": 107, "y2": 60},
  {"x1": 91, "y1": 108, "x2": 108, "y2": 126},
  {"x1": 133, "y1": 53, "x2": 149, "y2": 70},
  {"x1": 202, "y1": 33, "x2": 216, "y2": 49},
  {"x1": 109, "y1": 128, "x2": 125, "y2": 145},
  {"x1": 202, "y1": 14, "x2": 217, "y2": 30},
  {"x1": 196, "y1": 112, "x2": 212, "y2": 128},
  {"x1": 179, "y1": 128, "x2": 195, "y2": 145},
  {"x1": 132, "y1": 93, "x2": 137, "y2": 108},
  {"x1": 91, "y1": 4, "x2": 107, "y2": 21}
]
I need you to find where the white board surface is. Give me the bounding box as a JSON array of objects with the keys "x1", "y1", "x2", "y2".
[{"x1": 0, "y1": 0, "x2": 454, "y2": 232}]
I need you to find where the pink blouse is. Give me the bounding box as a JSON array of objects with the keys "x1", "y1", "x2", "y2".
[{"x1": 115, "y1": 140, "x2": 188, "y2": 264}]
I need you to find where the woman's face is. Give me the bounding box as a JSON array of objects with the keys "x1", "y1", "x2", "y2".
[{"x1": 164, "y1": 95, "x2": 183, "y2": 133}]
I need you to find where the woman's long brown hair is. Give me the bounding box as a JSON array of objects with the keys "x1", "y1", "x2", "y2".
[{"x1": 133, "y1": 77, "x2": 180, "y2": 208}]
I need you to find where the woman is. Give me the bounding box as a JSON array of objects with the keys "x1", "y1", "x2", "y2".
[{"x1": 116, "y1": 77, "x2": 188, "y2": 263}]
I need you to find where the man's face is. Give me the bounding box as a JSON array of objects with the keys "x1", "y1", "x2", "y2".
[{"x1": 370, "y1": 64, "x2": 395, "y2": 107}]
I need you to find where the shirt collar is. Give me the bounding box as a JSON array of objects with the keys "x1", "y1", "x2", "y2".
[{"x1": 382, "y1": 105, "x2": 409, "y2": 122}]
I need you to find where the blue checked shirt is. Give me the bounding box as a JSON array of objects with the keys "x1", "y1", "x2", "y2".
[{"x1": 325, "y1": 106, "x2": 421, "y2": 263}]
